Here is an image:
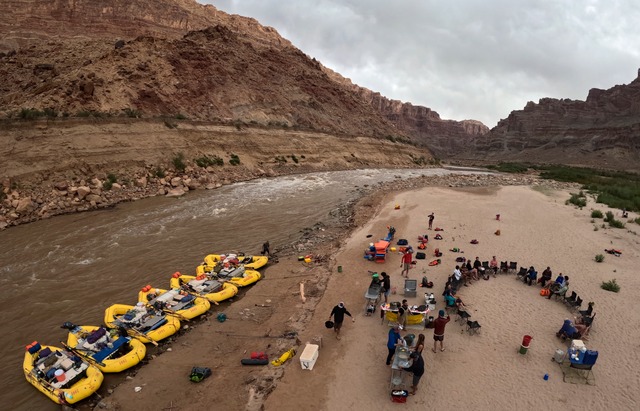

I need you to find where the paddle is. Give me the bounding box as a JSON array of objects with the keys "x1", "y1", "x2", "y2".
[
  {"x1": 179, "y1": 286, "x2": 219, "y2": 306},
  {"x1": 60, "y1": 341, "x2": 106, "y2": 368},
  {"x1": 146, "y1": 303, "x2": 190, "y2": 322},
  {"x1": 127, "y1": 326, "x2": 158, "y2": 347},
  {"x1": 24, "y1": 366, "x2": 68, "y2": 404}
]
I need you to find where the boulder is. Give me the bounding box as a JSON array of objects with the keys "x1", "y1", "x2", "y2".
[
  {"x1": 86, "y1": 194, "x2": 102, "y2": 203},
  {"x1": 76, "y1": 186, "x2": 91, "y2": 200},
  {"x1": 135, "y1": 177, "x2": 148, "y2": 188},
  {"x1": 54, "y1": 181, "x2": 68, "y2": 191},
  {"x1": 166, "y1": 187, "x2": 186, "y2": 197},
  {"x1": 170, "y1": 177, "x2": 182, "y2": 187},
  {"x1": 15, "y1": 197, "x2": 34, "y2": 213}
]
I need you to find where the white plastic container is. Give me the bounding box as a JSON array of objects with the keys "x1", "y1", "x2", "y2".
[{"x1": 300, "y1": 343, "x2": 319, "y2": 370}]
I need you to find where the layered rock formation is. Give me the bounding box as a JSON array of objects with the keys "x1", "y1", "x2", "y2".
[
  {"x1": 0, "y1": 0, "x2": 486, "y2": 156},
  {"x1": 458, "y1": 71, "x2": 640, "y2": 171}
]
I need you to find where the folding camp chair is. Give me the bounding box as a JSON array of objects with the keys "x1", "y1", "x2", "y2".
[
  {"x1": 563, "y1": 291, "x2": 577, "y2": 306},
  {"x1": 500, "y1": 261, "x2": 508, "y2": 273},
  {"x1": 579, "y1": 303, "x2": 594, "y2": 318},
  {"x1": 516, "y1": 267, "x2": 527, "y2": 280},
  {"x1": 482, "y1": 261, "x2": 490, "y2": 270},
  {"x1": 466, "y1": 320, "x2": 481, "y2": 335},
  {"x1": 456, "y1": 310, "x2": 471, "y2": 325},
  {"x1": 508, "y1": 261, "x2": 518, "y2": 273},
  {"x1": 568, "y1": 296, "x2": 583, "y2": 311}
]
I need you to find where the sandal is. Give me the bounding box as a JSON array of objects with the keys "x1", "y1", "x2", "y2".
[
  {"x1": 432, "y1": 348, "x2": 437, "y2": 353},
  {"x1": 441, "y1": 348, "x2": 446, "y2": 352}
]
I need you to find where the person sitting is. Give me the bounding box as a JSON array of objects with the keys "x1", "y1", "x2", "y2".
[
  {"x1": 547, "y1": 276, "x2": 569, "y2": 300},
  {"x1": 537, "y1": 267, "x2": 553, "y2": 287},
  {"x1": 524, "y1": 266, "x2": 537, "y2": 286},
  {"x1": 557, "y1": 319, "x2": 589, "y2": 340},
  {"x1": 553, "y1": 273, "x2": 566, "y2": 286},
  {"x1": 444, "y1": 293, "x2": 457, "y2": 309},
  {"x1": 489, "y1": 256, "x2": 499, "y2": 276}
]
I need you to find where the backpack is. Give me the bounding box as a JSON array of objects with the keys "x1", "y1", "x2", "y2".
[
  {"x1": 434, "y1": 248, "x2": 442, "y2": 257},
  {"x1": 397, "y1": 239, "x2": 408, "y2": 246},
  {"x1": 189, "y1": 366, "x2": 212, "y2": 383},
  {"x1": 421, "y1": 276, "x2": 429, "y2": 287},
  {"x1": 415, "y1": 252, "x2": 426, "y2": 260}
]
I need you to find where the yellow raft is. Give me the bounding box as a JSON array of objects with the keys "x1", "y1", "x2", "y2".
[
  {"x1": 226, "y1": 269, "x2": 262, "y2": 287},
  {"x1": 104, "y1": 304, "x2": 180, "y2": 344},
  {"x1": 138, "y1": 285, "x2": 211, "y2": 320},
  {"x1": 64, "y1": 324, "x2": 146, "y2": 373},
  {"x1": 24, "y1": 342, "x2": 103, "y2": 405},
  {"x1": 198, "y1": 253, "x2": 269, "y2": 274},
  {"x1": 170, "y1": 272, "x2": 238, "y2": 303}
]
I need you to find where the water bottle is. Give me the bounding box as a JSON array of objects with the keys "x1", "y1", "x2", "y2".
[{"x1": 543, "y1": 373, "x2": 549, "y2": 381}]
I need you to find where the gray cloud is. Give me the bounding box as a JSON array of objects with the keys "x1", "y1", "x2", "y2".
[{"x1": 208, "y1": 0, "x2": 640, "y2": 127}]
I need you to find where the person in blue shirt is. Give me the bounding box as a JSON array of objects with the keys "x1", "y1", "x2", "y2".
[
  {"x1": 386, "y1": 324, "x2": 404, "y2": 365},
  {"x1": 524, "y1": 266, "x2": 538, "y2": 286}
]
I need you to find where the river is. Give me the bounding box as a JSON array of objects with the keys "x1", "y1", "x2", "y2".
[{"x1": 0, "y1": 167, "x2": 482, "y2": 409}]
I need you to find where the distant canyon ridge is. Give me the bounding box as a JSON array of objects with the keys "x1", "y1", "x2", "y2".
[{"x1": 0, "y1": 0, "x2": 639, "y2": 228}]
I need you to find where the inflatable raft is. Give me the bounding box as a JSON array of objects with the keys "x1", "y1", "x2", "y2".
[
  {"x1": 198, "y1": 253, "x2": 268, "y2": 274},
  {"x1": 63, "y1": 324, "x2": 146, "y2": 373},
  {"x1": 138, "y1": 286, "x2": 211, "y2": 320},
  {"x1": 170, "y1": 272, "x2": 239, "y2": 303},
  {"x1": 24, "y1": 342, "x2": 103, "y2": 405},
  {"x1": 104, "y1": 304, "x2": 180, "y2": 344}
]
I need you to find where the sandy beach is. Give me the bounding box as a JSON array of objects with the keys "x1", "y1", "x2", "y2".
[{"x1": 264, "y1": 185, "x2": 640, "y2": 411}]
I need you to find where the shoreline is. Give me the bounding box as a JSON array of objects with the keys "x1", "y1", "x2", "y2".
[{"x1": 91, "y1": 174, "x2": 585, "y2": 411}]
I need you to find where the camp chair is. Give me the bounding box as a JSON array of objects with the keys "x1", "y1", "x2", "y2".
[
  {"x1": 516, "y1": 267, "x2": 527, "y2": 280},
  {"x1": 508, "y1": 261, "x2": 518, "y2": 273},
  {"x1": 563, "y1": 291, "x2": 577, "y2": 306},
  {"x1": 568, "y1": 296, "x2": 583, "y2": 311},
  {"x1": 579, "y1": 303, "x2": 594, "y2": 318},
  {"x1": 500, "y1": 261, "x2": 508, "y2": 273},
  {"x1": 456, "y1": 310, "x2": 471, "y2": 325},
  {"x1": 466, "y1": 320, "x2": 481, "y2": 335},
  {"x1": 482, "y1": 261, "x2": 490, "y2": 270}
]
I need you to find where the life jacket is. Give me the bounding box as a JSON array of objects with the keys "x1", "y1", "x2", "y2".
[
  {"x1": 428, "y1": 259, "x2": 441, "y2": 266},
  {"x1": 418, "y1": 243, "x2": 426, "y2": 250}
]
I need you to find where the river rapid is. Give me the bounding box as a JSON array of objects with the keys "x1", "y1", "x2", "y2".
[{"x1": 0, "y1": 167, "x2": 483, "y2": 409}]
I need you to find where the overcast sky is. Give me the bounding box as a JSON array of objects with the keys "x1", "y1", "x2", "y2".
[{"x1": 208, "y1": 0, "x2": 640, "y2": 127}]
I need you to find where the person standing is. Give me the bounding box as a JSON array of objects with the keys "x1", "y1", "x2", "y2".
[
  {"x1": 400, "y1": 247, "x2": 413, "y2": 278},
  {"x1": 386, "y1": 324, "x2": 404, "y2": 365},
  {"x1": 402, "y1": 351, "x2": 425, "y2": 395},
  {"x1": 398, "y1": 299, "x2": 409, "y2": 329},
  {"x1": 261, "y1": 241, "x2": 270, "y2": 257},
  {"x1": 329, "y1": 302, "x2": 354, "y2": 340},
  {"x1": 428, "y1": 212, "x2": 435, "y2": 230},
  {"x1": 380, "y1": 272, "x2": 391, "y2": 303},
  {"x1": 432, "y1": 310, "x2": 451, "y2": 352}
]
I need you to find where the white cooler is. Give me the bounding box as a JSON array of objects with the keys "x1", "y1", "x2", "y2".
[{"x1": 300, "y1": 343, "x2": 319, "y2": 370}]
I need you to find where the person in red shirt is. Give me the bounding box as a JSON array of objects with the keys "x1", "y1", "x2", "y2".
[
  {"x1": 432, "y1": 309, "x2": 451, "y2": 352},
  {"x1": 400, "y1": 247, "x2": 413, "y2": 278}
]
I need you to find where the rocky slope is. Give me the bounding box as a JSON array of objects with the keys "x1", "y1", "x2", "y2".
[
  {"x1": 457, "y1": 71, "x2": 640, "y2": 171},
  {"x1": 0, "y1": 0, "x2": 486, "y2": 153}
]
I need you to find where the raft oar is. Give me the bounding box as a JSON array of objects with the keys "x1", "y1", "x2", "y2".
[
  {"x1": 24, "y1": 367, "x2": 68, "y2": 404},
  {"x1": 179, "y1": 287, "x2": 219, "y2": 306},
  {"x1": 119, "y1": 325, "x2": 159, "y2": 347},
  {"x1": 146, "y1": 304, "x2": 190, "y2": 322},
  {"x1": 60, "y1": 341, "x2": 106, "y2": 368}
]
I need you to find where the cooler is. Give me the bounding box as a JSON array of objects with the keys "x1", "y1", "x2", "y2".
[
  {"x1": 300, "y1": 343, "x2": 319, "y2": 370},
  {"x1": 571, "y1": 340, "x2": 586, "y2": 351}
]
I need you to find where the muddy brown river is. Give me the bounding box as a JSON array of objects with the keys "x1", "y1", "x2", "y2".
[{"x1": 0, "y1": 168, "x2": 482, "y2": 409}]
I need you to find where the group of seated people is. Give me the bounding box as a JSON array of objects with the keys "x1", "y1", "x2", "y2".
[
  {"x1": 451, "y1": 256, "x2": 499, "y2": 290},
  {"x1": 441, "y1": 283, "x2": 467, "y2": 311}
]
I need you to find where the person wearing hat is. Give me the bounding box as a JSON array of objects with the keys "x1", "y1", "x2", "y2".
[
  {"x1": 329, "y1": 302, "x2": 355, "y2": 340},
  {"x1": 386, "y1": 323, "x2": 404, "y2": 365},
  {"x1": 432, "y1": 309, "x2": 451, "y2": 353}
]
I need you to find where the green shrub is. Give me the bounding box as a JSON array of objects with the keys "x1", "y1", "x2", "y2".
[
  {"x1": 593, "y1": 225, "x2": 599, "y2": 231},
  {"x1": 195, "y1": 155, "x2": 223, "y2": 168},
  {"x1": 568, "y1": 192, "x2": 587, "y2": 208},
  {"x1": 123, "y1": 108, "x2": 141, "y2": 118},
  {"x1": 591, "y1": 210, "x2": 603, "y2": 218},
  {"x1": 103, "y1": 180, "x2": 113, "y2": 190},
  {"x1": 291, "y1": 154, "x2": 299, "y2": 164},
  {"x1": 275, "y1": 156, "x2": 287, "y2": 164},
  {"x1": 175, "y1": 113, "x2": 188, "y2": 120},
  {"x1": 154, "y1": 167, "x2": 166, "y2": 178},
  {"x1": 42, "y1": 108, "x2": 58, "y2": 118},
  {"x1": 18, "y1": 108, "x2": 45, "y2": 119},
  {"x1": 229, "y1": 154, "x2": 240, "y2": 166},
  {"x1": 107, "y1": 173, "x2": 117, "y2": 184},
  {"x1": 601, "y1": 279, "x2": 620, "y2": 293},
  {"x1": 164, "y1": 120, "x2": 177, "y2": 129},
  {"x1": 604, "y1": 210, "x2": 625, "y2": 228},
  {"x1": 635, "y1": 217, "x2": 640, "y2": 225},
  {"x1": 76, "y1": 110, "x2": 92, "y2": 117},
  {"x1": 594, "y1": 254, "x2": 604, "y2": 263},
  {"x1": 172, "y1": 153, "x2": 186, "y2": 172}
]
